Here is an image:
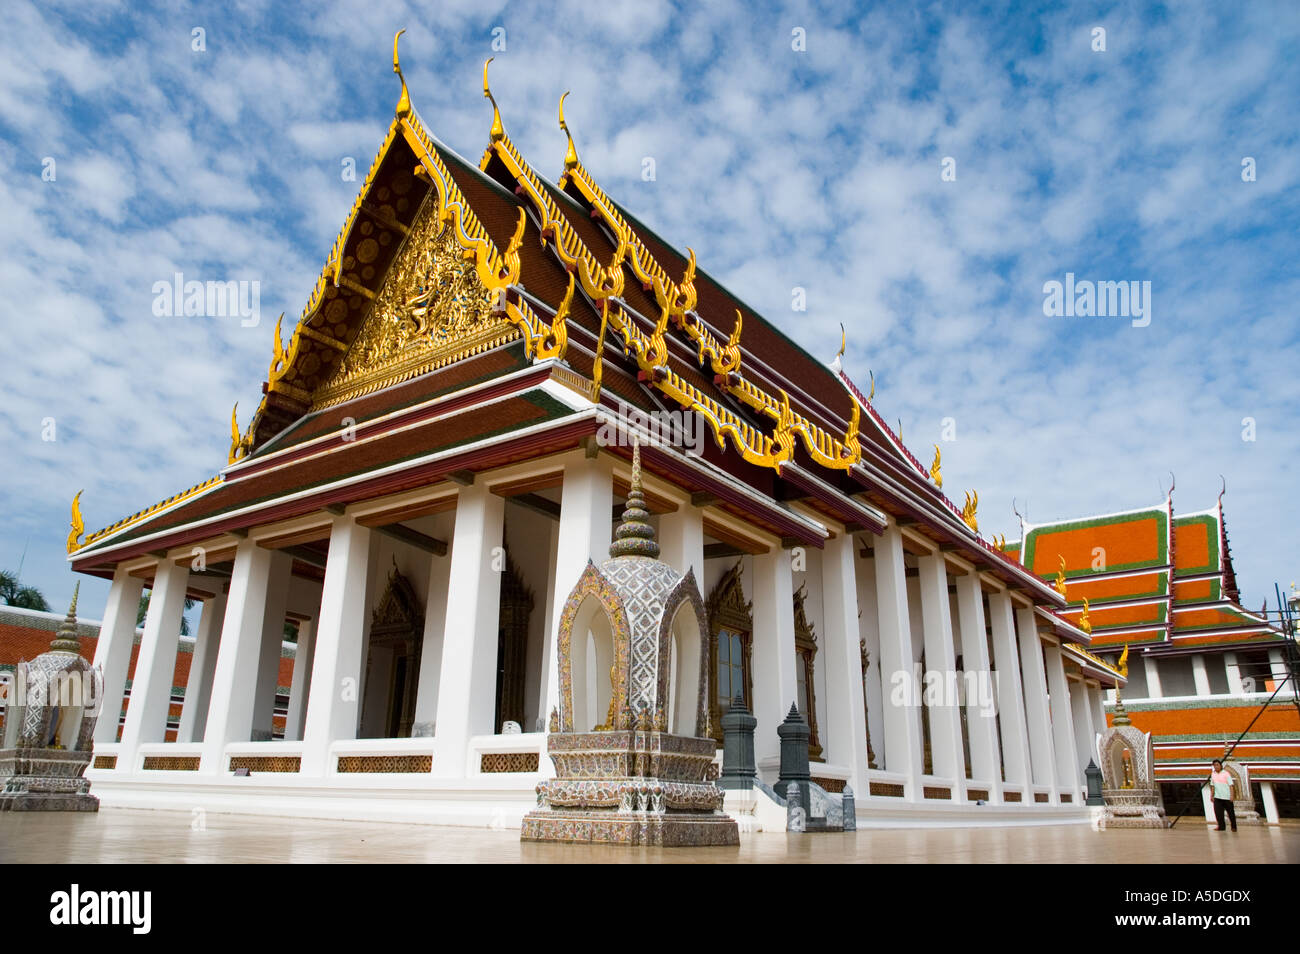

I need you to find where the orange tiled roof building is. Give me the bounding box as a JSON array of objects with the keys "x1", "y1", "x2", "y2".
[{"x1": 1007, "y1": 493, "x2": 1299, "y2": 822}]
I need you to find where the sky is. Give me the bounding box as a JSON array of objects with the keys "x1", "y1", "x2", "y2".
[{"x1": 1, "y1": 0, "x2": 1297, "y2": 624}]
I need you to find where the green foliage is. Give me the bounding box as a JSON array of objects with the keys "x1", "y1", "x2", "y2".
[{"x1": 0, "y1": 569, "x2": 51, "y2": 611}]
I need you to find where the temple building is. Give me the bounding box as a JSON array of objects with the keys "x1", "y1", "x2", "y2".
[
  {"x1": 61, "y1": 38, "x2": 1125, "y2": 829},
  {"x1": 1007, "y1": 493, "x2": 1300, "y2": 823}
]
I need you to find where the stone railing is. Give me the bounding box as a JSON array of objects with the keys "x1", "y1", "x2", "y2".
[{"x1": 328, "y1": 737, "x2": 437, "y2": 775}]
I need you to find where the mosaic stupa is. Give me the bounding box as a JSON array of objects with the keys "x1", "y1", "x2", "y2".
[{"x1": 521, "y1": 442, "x2": 739, "y2": 846}]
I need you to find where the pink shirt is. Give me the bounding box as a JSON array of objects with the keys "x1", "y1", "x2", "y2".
[{"x1": 1211, "y1": 770, "x2": 1232, "y2": 800}]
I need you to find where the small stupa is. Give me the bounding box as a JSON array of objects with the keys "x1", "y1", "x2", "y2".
[
  {"x1": 0, "y1": 584, "x2": 102, "y2": 811},
  {"x1": 521, "y1": 441, "x2": 738, "y2": 846},
  {"x1": 1093, "y1": 698, "x2": 1166, "y2": 829}
]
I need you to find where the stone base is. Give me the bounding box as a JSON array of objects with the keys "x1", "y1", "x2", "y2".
[
  {"x1": 521, "y1": 810, "x2": 739, "y2": 847},
  {"x1": 0, "y1": 791, "x2": 99, "y2": 812}
]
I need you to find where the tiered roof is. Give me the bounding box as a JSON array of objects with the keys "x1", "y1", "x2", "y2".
[
  {"x1": 65, "y1": 37, "x2": 1065, "y2": 608},
  {"x1": 1013, "y1": 492, "x2": 1279, "y2": 652}
]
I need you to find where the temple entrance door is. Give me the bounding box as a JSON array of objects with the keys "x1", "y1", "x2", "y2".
[
  {"x1": 494, "y1": 553, "x2": 534, "y2": 733},
  {"x1": 365, "y1": 565, "x2": 424, "y2": 739}
]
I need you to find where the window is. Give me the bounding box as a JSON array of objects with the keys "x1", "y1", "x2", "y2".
[
  {"x1": 793, "y1": 584, "x2": 822, "y2": 761},
  {"x1": 706, "y1": 561, "x2": 753, "y2": 745}
]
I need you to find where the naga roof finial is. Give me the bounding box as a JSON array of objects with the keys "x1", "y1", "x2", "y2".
[
  {"x1": 831, "y1": 323, "x2": 845, "y2": 373},
  {"x1": 483, "y1": 57, "x2": 504, "y2": 143},
  {"x1": 67, "y1": 490, "x2": 84, "y2": 554},
  {"x1": 559, "y1": 90, "x2": 578, "y2": 171},
  {"x1": 929, "y1": 444, "x2": 942, "y2": 488},
  {"x1": 392, "y1": 30, "x2": 410, "y2": 118}
]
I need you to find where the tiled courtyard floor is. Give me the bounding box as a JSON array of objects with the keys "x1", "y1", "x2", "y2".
[{"x1": 2, "y1": 808, "x2": 1297, "y2": 863}]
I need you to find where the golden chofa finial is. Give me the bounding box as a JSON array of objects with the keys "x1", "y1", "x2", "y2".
[
  {"x1": 67, "y1": 490, "x2": 84, "y2": 554},
  {"x1": 929, "y1": 444, "x2": 942, "y2": 488},
  {"x1": 392, "y1": 30, "x2": 410, "y2": 118},
  {"x1": 1055, "y1": 555, "x2": 1068, "y2": 595},
  {"x1": 868, "y1": 369, "x2": 875, "y2": 402},
  {"x1": 559, "y1": 90, "x2": 578, "y2": 171},
  {"x1": 483, "y1": 57, "x2": 504, "y2": 143},
  {"x1": 1080, "y1": 597, "x2": 1093, "y2": 635},
  {"x1": 961, "y1": 490, "x2": 978, "y2": 533},
  {"x1": 831, "y1": 323, "x2": 846, "y2": 373}
]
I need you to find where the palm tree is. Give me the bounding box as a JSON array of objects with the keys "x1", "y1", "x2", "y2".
[
  {"x1": 137, "y1": 592, "x2": 196, "y2": 637},
  {"x1": 0, "y1": 569, "x2": 51, "y2": 611}
]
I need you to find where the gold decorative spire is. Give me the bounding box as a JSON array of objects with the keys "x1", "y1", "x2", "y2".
[
  {"x1": 590, "y1": 299, "x2": 610, "y2": 402},
  {"x1": 66, "y1": 490, "x2": 84, "y2": 554},
  {"x1": 229, "y1": 402, "x2": 243, "y2": 464},
  {"x1": 483, "y1": 57, "x2": 504, "y2": 143},
  {"x1": 392, "y1": 29, "x2": 410, "y2": 118},
  {"x1": 929, "y1": 444, "x2": 942, "y2": 488},
  {"x1": 842, "y1": 401, "x2": 861, "y2": 462},
  {"x1": 1117, "y1": 643, "x2": 1129, "y2": 676},
  {"x1": 1080, "y1": 597, "x2": 1092, "y2": 635},
  {"x1": 609, "y1": 440, "x2": 660, "y2": 559},
  {"x1": 558, "y1": 90, "x2": 578, "y2": 171},
  {"x1": 961, "y1": 490, "x2": 978, "y2": 532},
  {"x1": 868, "y1": 369, "x2": 875, "y2": 401},
  {"x1": 49, "y1": 581, "x2": 82, "y2": 653},
  {"x1": 1055, "y1": 555, "x2": 1068, "y2": 595},
  {"x1": 536, "y1": 272, "x2": 573, "y2": 360}
]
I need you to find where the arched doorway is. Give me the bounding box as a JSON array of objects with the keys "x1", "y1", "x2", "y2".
[{"x1": 364, "y1": 564, "x2": 423, "y2": 738}]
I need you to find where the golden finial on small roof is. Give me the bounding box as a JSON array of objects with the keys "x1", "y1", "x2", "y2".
[
  {"x1": 1080, "y1": 597, "x2": 1092, "y2": 635},
  {"x1": 929, "y1": 444, "x2": 942, "y2": 488},
  {"x1": 483, "y1": 57, "x2": 504, "y2": 143},
  {"x1": 66, "y1": 490, "x2": 84, "y2": 554},
  {"x1": 1117, "y1": 643, "x2": 1129, "y2": 677},
  {"x1": 50, "y1": 581, "x2": 82, "y2": 653},
  {"x1": 392, "y1": 30, "x2": 410, "y2": 118},
  {"x1": 1055, "y1": 555, "x2": 1068, "y2": 595},
  {"x1": 229, "y1": 402, "x2": 242, "y2": 464},
  {"x1": 558, "y1": 90, "x2": 578, "y2": 170}
]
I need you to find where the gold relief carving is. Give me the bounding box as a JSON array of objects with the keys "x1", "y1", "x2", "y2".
[
  {"x1": 337, "y1": 754, "x2": 432, "y2": 773},
  {"x1": 481, "y1": 752, "x2": 540, "y2": 773},
  {"x1": 313, "y1": 199, "x2": 510, "y2": 409}
]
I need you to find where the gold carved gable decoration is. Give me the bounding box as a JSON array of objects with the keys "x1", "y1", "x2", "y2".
[{"x1": 312, "y1": 197, "x2": 516, "y2": 408}]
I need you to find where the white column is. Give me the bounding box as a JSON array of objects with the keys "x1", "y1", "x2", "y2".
[
  {"x1": 1260, "y1": 781, "x2": 1279, "y2": 824},
  {"x1": 200, "y1": 541, "x2": 275, "y2": 774},
  {"x1": 916, "y1": 552, "x2": 965, "y2": 791},
  {"x1": 300, "y1": 517, "x2": 374, "y2": 776},
  {"x1": 251, "y1": 550, "x2": 292, "y2": 739},
  {"x1": 855, "y1": 553, "x2": 884, "y2": 769},
  {"x1": 411, "y1": 550, "x2": 451, "y2": 737},
  {"x1": 658, "y1": 505, "x2": 705, "y2": 583},
  {"x1": 283, "y1": 618, "x2": 315, "y2": 742},
  {"x1": 1070, "y1": 677, "x2": 1096, "y2": 773},
  {"x1": 955, "y1": 571, "x2": 1002, "y2": 801},
  {"x1": 177, "y1": 591, "x2": 226, "y2": 743},
  {"x1": 1143, "y1": 655, "x2": 1163, "y2": 699},
  {"x1": 821, "y1": 532, "x2": 869, "y2": 797},
  {"x1": 752, "y1": 546, "x2": 798, "y2": 773},
  {"x1": 1225, "y1": 653, "x2": 1244, "y2": 694},
  {"x1": 1191, "y1": 653, "x2": 1211, "y2": 697},
  {"x1": 540, "y1": 456, "x2": 613, "y2": 727},
  {"x1": 988, "y1": 591, "x2": 1032, "y2": 791},
  {"x1": 92, "y1": 568, "x2": 145, "y2": 744},
  {"x1": 1268, "y1": 649, "x2": 1287, "y2": 688},
  {"x1": 118, "y1": 559, "x2": 190, "y2": 765},
  {"x1": 873, "y1": 524, "x2": 922, "y2": 798},
  {"x1": 1044, "y1": 641, "x2": 1080, "y2": 801},
  {"x1": 1016, "y1": 606, "x2": 1056, "y2": 794},
  {"x1": 432, "y1": 484, "x2": 505, "y2": 777}
]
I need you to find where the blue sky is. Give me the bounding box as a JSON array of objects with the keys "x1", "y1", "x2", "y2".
[{"x1": 1, "y1": 0, "x2": 1297, "y2": 623}]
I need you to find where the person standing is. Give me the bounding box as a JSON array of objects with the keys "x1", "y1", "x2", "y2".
[{"x1": 1210, "y1": 760, "x2": 1237, "y2": 832}]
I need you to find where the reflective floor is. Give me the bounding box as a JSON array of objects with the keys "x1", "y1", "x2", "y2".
[{"x1": 2, "y1": 809, "x2": 1297, "y2": 863}]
